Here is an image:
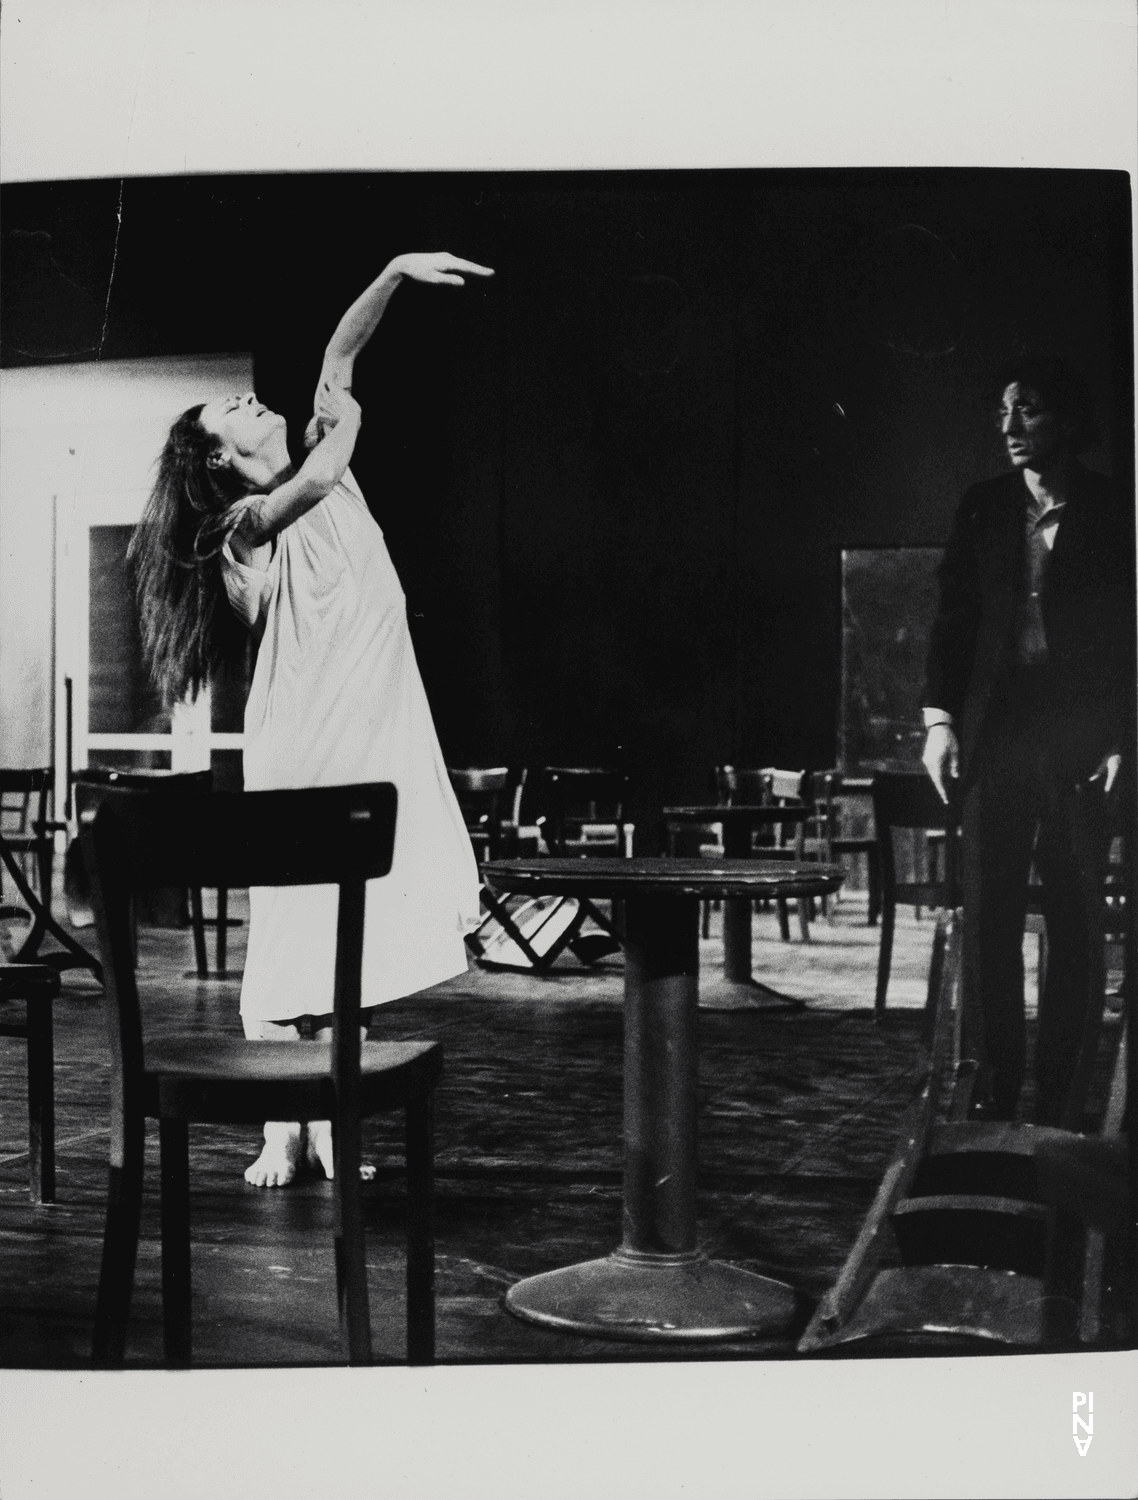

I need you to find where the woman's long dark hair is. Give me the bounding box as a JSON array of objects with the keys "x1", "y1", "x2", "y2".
[{"x1": 128, "y1": 405, "x2": 254, "y2": 707}]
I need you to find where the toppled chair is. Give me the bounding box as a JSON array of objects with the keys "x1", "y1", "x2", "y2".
[
  {"x1": 473, "y1": 768, "x2": 630, "y2": 973},
  {"x1": 799, "y1": 908, "x2": 1129, "y2": 1352}
]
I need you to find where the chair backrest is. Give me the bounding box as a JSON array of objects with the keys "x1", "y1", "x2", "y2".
[
  {"x1": 714, "y1": 766, "x2": 811, "y2": 852},
  {"x1": 814, "y1": 768, "x2": 844, "y2": 835},
  {"x1": 74, "y1": 768, "x2": 213, "y2": 822},
  {"x1": 714, "y1": 765, "x2": 766, "y2": 805},
  {"x1": 872, "y1": 770, "x2": 960, "y2": 906},
  {"x1": 85, "y1": 784, "x2": 398, "y2": 1104},
  {"x1": 761, "y1": 768, "x2": 811, "y2": 851},
  {"x1": 761, "y1": 767, "x2": 807, "y2": 804},
  {"x1": 447, "y1": 767, "x2": 510, "y2": 795},
  {"x1": 538, "y1": 767, "x2": 631, "y2": 857},
  {"x1": 447, "y1": 767, "x2": 510, "y2": 863},
  {"x1": 0, "y1": 767, "x2": 52, "y2": 837},
  {"x1": 507, "y1": 767, "x2": 528, "y2": 829},
  {"x1": 814, "y1": 768, "x2": 879, "y2": 849},
  {"x1": 1103, "y1": 826, "x2": 1128, "y2": 941}
]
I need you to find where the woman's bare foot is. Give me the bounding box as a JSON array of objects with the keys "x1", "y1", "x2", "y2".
[
  {"x1": 305, "y1": 1119, "x2": 335, "y2": 1179},
  {"x1": 245, "y1": 1121, "x2": 304, "y2": 1187}
]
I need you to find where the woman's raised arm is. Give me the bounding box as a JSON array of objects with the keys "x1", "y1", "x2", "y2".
[
  {"x1": 236, "y1": 385, "x2": 362, "y2": 551},
  {"x1": 308, "y1": 252, "x2": 494, "y2": 438}
]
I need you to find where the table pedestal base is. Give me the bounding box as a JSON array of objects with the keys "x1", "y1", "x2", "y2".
[
  {"x1": 719, "y1": 896, "x2": 806, "y2": 1010},
  {"x1": 699, "y1": 979, "x2": 807, "y2": 1012},
  {"x1": 504, "y1": 1248, "x2": 796, "y2": 1341}
]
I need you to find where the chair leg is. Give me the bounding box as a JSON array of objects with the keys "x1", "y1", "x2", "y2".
[
  {"x1": 92, "y1": 1121, "x2": 144, "y2": 1366},
  {"x1": 159, "y1": 1118, "x2": 192, "y2": 1366},
  {"x1": 26, "y1": 998, "x2": 55, "y2": 1205},
  {"x1": 189, "y1": 888, "x2": 208, "y2": 978},
  {"x1": 875, "y1": 897, "x2": 896, "y2": 1018},
  {"x1": 333, "y1": 1121, "x2": 373, "y2": 1365},
  {"x1": 405, "y1": 1092, "x2": 436, "y2": 1366},
  {"x1": 796, "y1": 897, "x2": 811, "y2": 943},
  {"x1": 920, "y1": 911, "x2": 948, "y2": 1049},
  {"x1": 867, "y1": 848, "x2": 882, "y2": 926},
  {"x1": 1079, "y1": 1228, "x2": 1107, "y2": 1345},
  {"x1": 776, "y1": 896, "x2": 791, "y2": 942},
  {"x1": 216, "y1": 886, "x2": 228, "y2": 974}
]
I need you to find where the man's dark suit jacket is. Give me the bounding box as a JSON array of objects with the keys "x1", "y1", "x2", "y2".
[{"x1": 922, "y1": 466, "x2": 1134, "y2": 784}]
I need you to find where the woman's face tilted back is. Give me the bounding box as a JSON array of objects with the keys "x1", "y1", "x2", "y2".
[{"x1": 198, "y1": 391, "x2": 290, "y2": 493}]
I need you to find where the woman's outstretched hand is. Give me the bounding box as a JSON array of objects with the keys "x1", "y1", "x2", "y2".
[
  {"x1": 309, "y1": 252, "x2": 494, "y2": 445},
  {"x1": 392, "y1": 251, "x2": 495, "y2": 286}
]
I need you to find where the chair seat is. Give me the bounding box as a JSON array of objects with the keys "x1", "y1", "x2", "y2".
[
  {"x1": 830, "y1": 1264, "x2": 1058, "y2": 1348},
  {"x1": 922, "y1": 1122, "x2": 1129, "y2": 1227},
  {"x1": 143, "y1": 1036, "x2": 443, "y2": 1123}
]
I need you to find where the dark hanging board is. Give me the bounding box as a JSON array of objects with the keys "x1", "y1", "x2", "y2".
[
  {"x1": 88, "y1": 524, "x2": 170, "y2": 736},
  {"x1": 840, "y1": 547, "x2": 943, "y2": 772}
]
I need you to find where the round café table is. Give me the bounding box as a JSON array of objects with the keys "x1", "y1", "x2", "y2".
[
  {"x1": 663, "y1": 804, "x2": 812, "y2": 1001},
  {"x1": 482, "y1": 856, "x2": 845, "y2": 1342}
]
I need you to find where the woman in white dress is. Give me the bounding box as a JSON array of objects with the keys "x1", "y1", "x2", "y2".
[{"x1": 130, "y1": 252, "x2": 491, "y2": 1185}]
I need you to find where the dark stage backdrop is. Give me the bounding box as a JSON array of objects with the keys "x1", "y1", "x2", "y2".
[{"x1": 3, "y1": 170, "x2": 1133, "y2": 845}]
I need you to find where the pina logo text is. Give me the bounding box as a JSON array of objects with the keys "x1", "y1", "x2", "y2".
[{"x1": 1072, "y1": 1392, "x2": 1093, "y2": 1456}]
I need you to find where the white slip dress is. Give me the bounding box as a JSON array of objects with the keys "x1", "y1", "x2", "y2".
[{"x1": 220, "y1": 469, "x2": 480, "y2": 1021}]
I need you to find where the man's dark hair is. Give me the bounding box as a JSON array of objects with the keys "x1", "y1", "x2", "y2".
[{"x1": 994, "y1": 353, "x2": 1098, "y2": 454}]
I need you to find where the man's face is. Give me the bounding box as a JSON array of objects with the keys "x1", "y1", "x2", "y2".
[{"x1": 999, "y1": 381, "x2": 1072, "y2": 472}]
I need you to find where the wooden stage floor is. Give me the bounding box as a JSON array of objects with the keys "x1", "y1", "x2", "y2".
[{"x1": 0, "y1": 892, "x2": 1125, "y2": 1368}]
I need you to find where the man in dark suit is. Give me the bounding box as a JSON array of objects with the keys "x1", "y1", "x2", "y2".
[{"x1": 921, "y1": 354, "x2": 1133, "y2": 1126}]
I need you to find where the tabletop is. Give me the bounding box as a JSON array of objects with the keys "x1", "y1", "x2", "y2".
[{"x1": 483, "y1": 856, "x2": 845, "y2": 900}]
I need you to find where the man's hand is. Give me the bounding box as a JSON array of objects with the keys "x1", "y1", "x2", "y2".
[
  {"x1": 1089, "y1": 752, "x2": 1122, "y2": 795},
  {"x1": 922, "y1": 722, "x2": 959, "y2": 804}
]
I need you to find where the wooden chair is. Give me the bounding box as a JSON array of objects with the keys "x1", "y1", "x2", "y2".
[
  {"x1": 761, "y1": 767, "x2": 814, "y2": 941},
  {"x1": 1, "y1": 768, "x2": 54, "y2": 917},
  {"x1": 537, "y1": 766, "x2": 633, "y2": 859},
  {"x1": 799, "y1": 908, "x2": 1130, "y2": 1353},
  {"x1": 447, "y1": 766, "x2": 531, "y2": 863},
  {"x1": 479, "y1": 766, "x2": 631, "y2": 968},
  {"x1": 472, "y1": 768, "x2": 630, "y2": 973},
  {"x1": 538, "y1": 765, "x2": 631, "y2": 945},
  {"x1": 0, "y1": 962, "x2": 63, "y2": 1203},
  {"x1": 85, "y1": 782, "x2": 441, "y2": 1368},
  {"x1": 716, "y1": 765, "x2": 811, "y2": 942},
  {"x1": 449, "y1": 767, "x2": 584, "y2": 971},
  {"x1": 713, "y1": 764, "x2": 766, "y2": 809},
  {"x1": 814, "y1": 770, "x2": 882, "y2": 925},
  {"x1": 1, "y1": 766, "x2": 100, "y2": 981},
  {"x1": 662, "y1": 774, "x2": 725, "y2": 940},
  {"x1": 872, "y1": 771, "x2": 960, "y2": 1016},
  {"x1": 448, "y1": 765, "x2": 508, "y2": 863},
  {"x1": 72, "y1": 768, "x2": 235, "y2": 978}
]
